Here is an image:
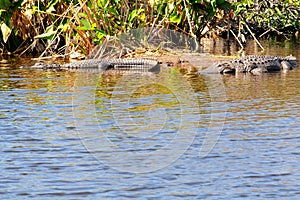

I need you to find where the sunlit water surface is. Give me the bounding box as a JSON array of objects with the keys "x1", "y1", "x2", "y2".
[{"x1": 1, "y1": 39, "x2": 300, "y2": 199}]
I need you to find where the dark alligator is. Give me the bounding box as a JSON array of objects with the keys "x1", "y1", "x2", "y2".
[
  {"x1": 21, "y1": 58, "x2": 160, "y2": 73},
  {"x1": 200, "y1": 55, "x2": 297, "y2": 75}
]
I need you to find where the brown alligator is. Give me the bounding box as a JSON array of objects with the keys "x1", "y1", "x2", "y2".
[
  {"x1": 21, "y1": 58, "x2": 160, "y2": 73},
  {"x1": 200, "y1": 55, "x2": 297, "y2": 75}
]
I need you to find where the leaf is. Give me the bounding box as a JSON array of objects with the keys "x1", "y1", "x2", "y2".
[
  {"x1": 140, "y1": 13, "x2": 146, "y2": 21},
  {"x1": 98, "y1": 0, "x2": 109, "y2": 9},
  {"x1": 275, "y1": 7, "x2": 282, "y2": 15},
  {"x1": 0, "y1": 0, "x2": 13, "y2": 9},
  {"x1": 107, "y1": 7, "x2": 119, "y2": 16},
  {"x1": 1, "y1": 23, "x2": 11, "y2": 43},
  {"x1": 34, "y1": 26, "x2": 56, "y2": 39},
  {"x1": 81, "y1": 18, "x2": 92, "y2": 29},
  {"x1": 46, "y1": 0, "x2": 59, "y2": 13},
  {"x1": 95, "y1": 29, "x2": 107, "y2": 41},
  {"x1": 217, "y1": 1, "x2": 232, "y2": 10},
  {"x1": 58, "y1": 20, "x2": 70, "y2": 32},
  {"x1": 210, "y1": 0, "x2": 217, "y2": 10},
  {"x1": 216, "y1": 0, "x2": 225, "y2": 6},
  {"x1": 76, "y1": 18, "x2": 95, "y2": 31},
  {"x1": 128, "y1": 10, "x2": 137, "y2": 22},
  {"x1": 169, "y1": 10, "x2": 181, "y2": 24}
]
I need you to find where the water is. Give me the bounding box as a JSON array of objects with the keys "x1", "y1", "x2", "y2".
[{"x1": 1, "y1": 38, "x2": 300, "y2": 199}]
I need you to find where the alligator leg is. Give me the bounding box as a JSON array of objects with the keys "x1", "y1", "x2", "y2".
[
  {"x1": 280, "y1": 61, "x2": 294, "y2": 70},
  {"x1": 216, "y1": 63, "x2": 235, "y2": 74},
  {"x1": 244, "y1": 64, "x2": 260, "y2": 73},
  {"x1": 250, "y1": 67, "x2": 268, "y2": 75}
]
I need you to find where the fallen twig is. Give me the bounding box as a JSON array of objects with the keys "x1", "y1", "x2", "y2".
[
  {"x1": 244, "y1": 22, "x2": 264, "y2": 50},
  {"x1": 230, "y1": 30, "x2": 244, "y2": 50}
]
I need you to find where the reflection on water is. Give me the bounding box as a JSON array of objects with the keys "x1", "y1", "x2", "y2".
[
  {"x1": 72, "y1": 69, "x2": 207, "y2": 173},
  {"x1": 1, "y1": 39, "x2": 300, "y2": 199},
  {"x1": 201, "y1": 37, "x2": 300, "y2": 59}
]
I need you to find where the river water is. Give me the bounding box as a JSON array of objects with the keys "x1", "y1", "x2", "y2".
[{"x1": 1, "y1": 38, "x2": 300, "y2": 199}]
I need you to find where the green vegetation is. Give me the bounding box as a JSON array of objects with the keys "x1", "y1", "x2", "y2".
[
  {"x1": 234, "y1": 0, "x2": 300, "y2": 38},
  {"x1": 0, "y1": 0, "x2": 299, "y2": 56}
]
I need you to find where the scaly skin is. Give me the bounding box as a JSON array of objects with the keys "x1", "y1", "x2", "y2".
[
  {"x1": 21, "y1": 58, "x2": 160, "y2": 72},
  {"x1": 216, "y1": 55, "x2": 297, "y2": 74}
]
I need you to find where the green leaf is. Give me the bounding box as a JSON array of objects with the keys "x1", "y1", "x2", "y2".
[
  {"x1": 128, "y1": 9, "x2": 137, "y2": 22},
  {"x1": 0, "y1": 9, "x2": 7, "y2": 16},
  {"x1": 217, "y1": 1, "x2": 232, "y2": 10},
  {"x1": 46, "y1": 0, "x2": 59, "y2": 13},
  {"x1": 169, "y1": 10, "x2": 181, "y2": 24},
  {"x1": 210, "y1": 0, "x2": 217, "y2": 10},
  {"x1": 107, "y1": 7, "x2": 119, "y2": 16},
  {"x1": 216, "y1": 0, "x2": 225, "y2": 6},
  {"x1": 58, "y1": 20, "x2": 70, "y2": 32},
  {"x1": 0, "y1": 0, "x2": 13, "y2": 9},
  {"x1": 1, "y1": 23, "x2": 11, "y2": 43},
  {"x1": 140, "y1": 13, "x2": 146, "y2": 21},
  {"x1": 81, "y1": 18, "x2": 92, "y2": 29},
  {"x1": 77, "y1": 18, "x2": 94, "y2": 31},
  {"x1": 34, "y1": 26, "x2": 56, "y2": 39},
  {"x1": 98, "y1": 0, "x2": 109, "y2": 9},
  {"x1": 95, "y1": 29, "x2": 107, "y2": 41},
  {"x1": 275, "y1": 7, "x2": 282, "y2": 15}
]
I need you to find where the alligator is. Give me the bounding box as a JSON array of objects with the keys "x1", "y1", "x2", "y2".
[
  {"x1": 22, "y1": 55, "x2": 297, "y2": 75},
  {"x1": 21, "y1": 58, "x2": 160, "y2": 73},
  {"x1": 200, "y1": 55, "x2": 297, "y2": 75}
]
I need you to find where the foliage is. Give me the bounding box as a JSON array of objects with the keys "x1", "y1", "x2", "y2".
[
  {"x1": 0, "y1": 0, "x2": 234, "y2": 56},
  {"x1": 0, "y1": 0, "x2": 299, "y2": 56},
  {"x1": 234, "y1": 0, "x2": 300, "y2": 38}
]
